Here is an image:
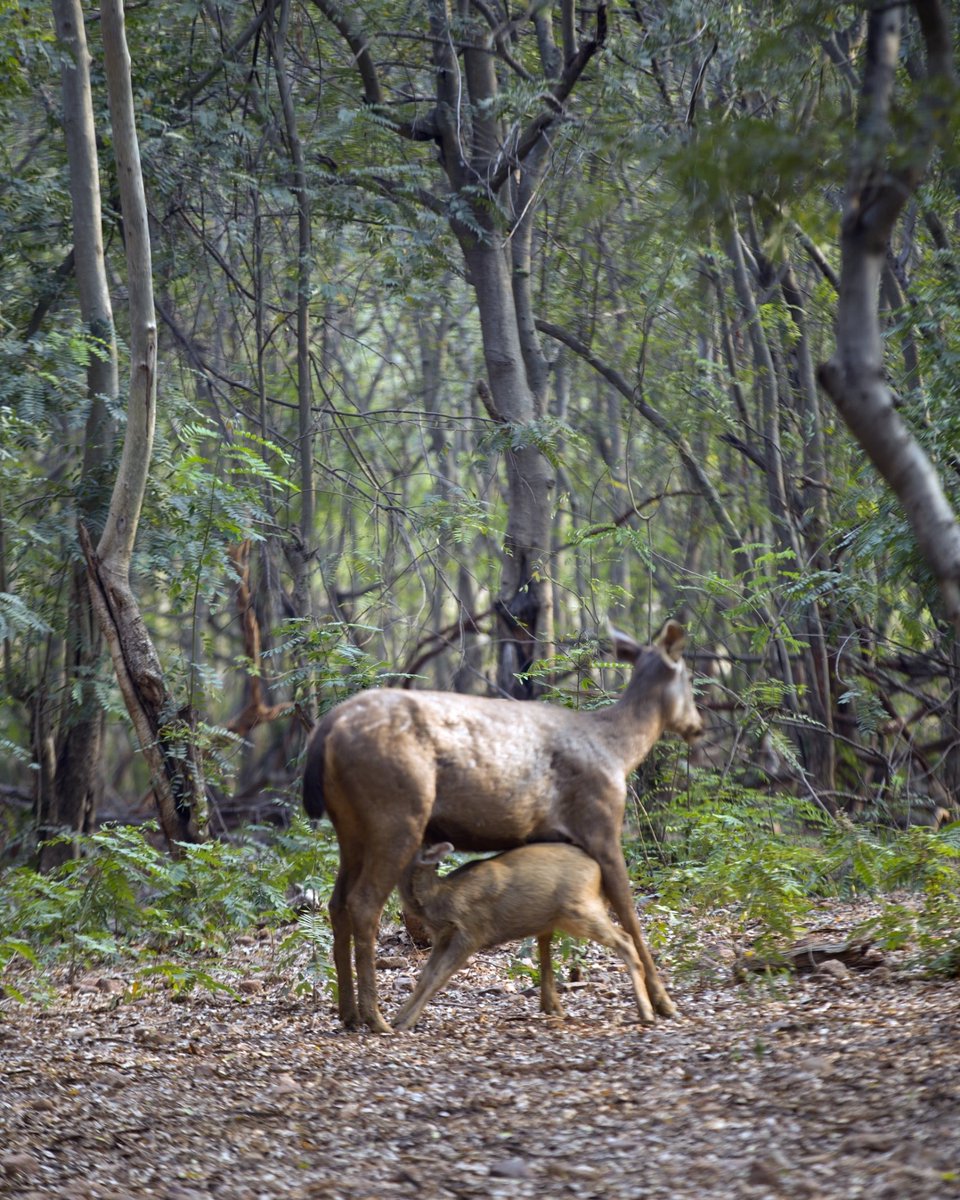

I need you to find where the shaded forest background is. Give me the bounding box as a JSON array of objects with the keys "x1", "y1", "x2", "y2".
[{"x1": 3, "y1": 0, "x2": 960, "y2": 879}]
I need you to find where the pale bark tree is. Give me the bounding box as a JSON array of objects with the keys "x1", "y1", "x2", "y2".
[
  {"x1": 819, "y1": 0, "x2": 960, "y2": 627},
  {"x1": 42, "y1": 0, "x2": 119, "y2": 866},
  {"x1": 79, "y1": 0, "x2": 206, "y2": 849}
]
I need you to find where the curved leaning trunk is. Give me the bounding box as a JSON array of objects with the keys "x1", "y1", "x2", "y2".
[
  {"x1": 76, "y1": 0, "x2": 206, "y2": 849},
  {"x1": 819, "y1": 2, "x2": 960, "y2": 626}
]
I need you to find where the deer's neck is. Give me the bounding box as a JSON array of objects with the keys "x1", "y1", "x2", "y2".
[
  {"x1": 598, "y1": 693, "x2": 665, "y2": 773},
  {"x1": 592, "y1": 653, "x2": 671, "y2": 771}
]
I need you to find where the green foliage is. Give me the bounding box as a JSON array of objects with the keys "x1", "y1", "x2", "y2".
[
  {"x1": 478, "y1": 415, "x2": 585, "y2": 471},
  {"x1": 506, "y1": 933, "x2": 591, "y2": 993},
  {"x1": 416, "y1": 491, "x2": 493, "y2": 545},
  {"x1": 842, "y1": 822, "x2": 960, "y2": 978},
  {"x1": 0, "y1": 818, "x2": 340, "y2": 1004},
  {"x1": 265, "y1": 619, "x2": 397, "y2": 714},
  {"x1": 2, "y1": 802, "x2": 959, "y2": 1015},
  {"x1": 0, "y1": 590, "x2": 51, "y2": 640},
  {"x1": 643, "y1": 781, "x2": 832, "y2": 971},
  {"x1": 150, "y1": 421, "x2": 294, "y2": 615},
  {"x1": 632, "y1": 779, "x2": 960, "y2": 983},
  {"x1": 278, "y1": 910, "x2": 336, "y2": 1000},
  {"x1": 518, "y1": 637, "x2": 613, "y2": 710}
]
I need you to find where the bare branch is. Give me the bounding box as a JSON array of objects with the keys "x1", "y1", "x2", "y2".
[
  {"x1": 536, "y1": 319, "x2": 746, "y2": 558},
  {"x1": 471, "y1": 0, "x2": 535, "y2": 81},
  {"x1": 310, "y1": 0, "x2": 439, "y2": 141}
]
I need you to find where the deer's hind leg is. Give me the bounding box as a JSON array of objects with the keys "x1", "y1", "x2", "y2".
[
  {"x1": 537, "y1": 933, "x2": 565, "y2": 1016},
  {"x1": 557, "y1": 897, "x2": 654, "y2": 1024},
  {"x1": 348, "y1": 827, "x2": 426, "y2": 1034},
  {"x1": 329, "y1": 855, "x2": 361, "y2": 1029},
  {"x1": 348, "y1": 869, "x2": 404, "y2": 1034}
]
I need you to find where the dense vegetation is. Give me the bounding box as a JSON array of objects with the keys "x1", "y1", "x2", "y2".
[{"x1": 2, "y1": 1, "x2": 960, "y2": 995}]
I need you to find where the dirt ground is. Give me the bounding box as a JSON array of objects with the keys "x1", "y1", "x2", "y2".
[{"x1": 1, "y1": 909, "x2": 959, "y2": 1200}]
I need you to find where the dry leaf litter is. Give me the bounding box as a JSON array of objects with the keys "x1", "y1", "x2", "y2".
[{"x1": 1, "y1": 901, "x2": 959, "y2": 1200}]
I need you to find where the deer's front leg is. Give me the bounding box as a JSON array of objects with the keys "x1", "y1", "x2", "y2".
[
  {"x1": 591, "y1": 849, "x2": 673, "y2": 1022},
  {"x1": 393, "y1": 929, "x2": 474, "y2": 1031}
]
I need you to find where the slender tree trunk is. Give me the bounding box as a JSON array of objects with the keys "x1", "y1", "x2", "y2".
[
  {"x1": 43, "y1": 0, "x2": 119, "y2": 867},
  {"x1": 80, "y1": 0, "x2": 206, "y2": 850},
  {"x1": 268, "y1": 0, "x2": 315, "y2": 631},
  {"x1": 781, "y1": 256, "x2": 837, "y2": 794},
  {"x1": 726, "y1": 212, "x2": 841, "y2": 791}
]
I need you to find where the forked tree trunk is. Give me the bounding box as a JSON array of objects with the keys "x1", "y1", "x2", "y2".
[
  {"x1": 78, "y1": 0, "x2": 206, "y2": 849},
  {"x1": 42, "y1": 0, "x2": 119, "y2": 867},
  {"x1": 466, "y1": 241, "x2": 555, "y2": 696}
]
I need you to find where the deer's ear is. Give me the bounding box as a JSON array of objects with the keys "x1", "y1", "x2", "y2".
[
  {"x1": 417, "y1": 842, "x2": 454, "y2": 865},
  {"x1": 655, "y1": 619, "x2": 686, "y2": 661},
  {"x1": 607, "y1": 621, "x2": 641, "y2": 665}
]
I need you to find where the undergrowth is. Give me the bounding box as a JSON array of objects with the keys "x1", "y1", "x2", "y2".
[
  {"x1": 0, "y1": 816, "x2": 338, "y2": 1005},
  {"x1": 636, "y1": 773, "x2": 960, "y2": 982},
  {"x1": 2, "y1": 791, "x2": 959, "y2": 1013}
]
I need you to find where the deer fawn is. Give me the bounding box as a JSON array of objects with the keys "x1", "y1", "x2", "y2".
[{"x1": 394, "y1": 842, "x2": 654, "y2": 1030}]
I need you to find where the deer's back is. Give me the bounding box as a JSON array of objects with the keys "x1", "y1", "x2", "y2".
[{"x1": 320, "y1": 688, "x2": 626, "y2": 849}]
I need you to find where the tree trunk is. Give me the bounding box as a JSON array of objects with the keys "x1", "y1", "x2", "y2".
[
  {"x1": 467, "y1": 241, "x2": 555, "y2": 696},
  {"x1": 268, "y1": 0, "x2": 315, "y2": 634},
  {"x1": 819, "y1": 0, "x2": 960, "y2": 627},
  {"x1": 81, "y1": 0, "x2": 206, "y2": 850},
  {"x1": 42, "y1": 0, "x2": 120, "y2": 867}
]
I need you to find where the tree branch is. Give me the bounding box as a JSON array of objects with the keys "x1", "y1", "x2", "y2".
[
  {"x1": 310, "y1": 0, "x2": 439, "y2": 141},
  {"x1": 818, "y1": 0, "x2": 960, "y2": 626},
  {"x1": 536, "y1": 319, "x2": 746, "y2": 558},
  {"x1": 488, "y1": 2, "x2": 608, "y2": 192}
]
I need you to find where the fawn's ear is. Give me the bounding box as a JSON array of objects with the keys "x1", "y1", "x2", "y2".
[
  {"x1": 655, "y1": 619, "x2": 686, "y2": 662},
  {"x1": 417, "y1": 842, "x2": 455, "y2": 866}
]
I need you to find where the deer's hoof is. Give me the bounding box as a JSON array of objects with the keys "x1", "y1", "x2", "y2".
[
  {"x1": 540, "y1": 1003, "x2": 566, "y2": 1019},
  {"x1": 654, "y1": 995, "x2": 678, "y2": 1019},
  {"x1": 392, "y1": 1011, "x2": 422, "y2": 1032}
]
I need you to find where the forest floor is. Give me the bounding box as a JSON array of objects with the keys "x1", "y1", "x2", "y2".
[{"x1": 1, "y1": 899, "x2": 959, "y2": 1200}]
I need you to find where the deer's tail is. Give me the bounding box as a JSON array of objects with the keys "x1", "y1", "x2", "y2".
[{"x1": 302, "y1": 724, "x2": 327, "y2": 820}]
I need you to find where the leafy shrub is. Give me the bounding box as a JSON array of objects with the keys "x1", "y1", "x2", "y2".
[
  {"x1": 637, "y1": 779, "x2": 833, "y2": 973},
  {"x1": 634, "y1": 775, "x2": 960, "y2": 981},
  {"x1": 0, "y1": 817, "x2": 339, "y2": 1003},
  {"x1": 843, "y1": 821, "x2": 960, "y2": 978}
]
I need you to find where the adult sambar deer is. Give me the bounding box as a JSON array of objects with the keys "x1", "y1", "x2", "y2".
[{"x1": 302, "y1": 620, "x2": 702, "y2": 1033}]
